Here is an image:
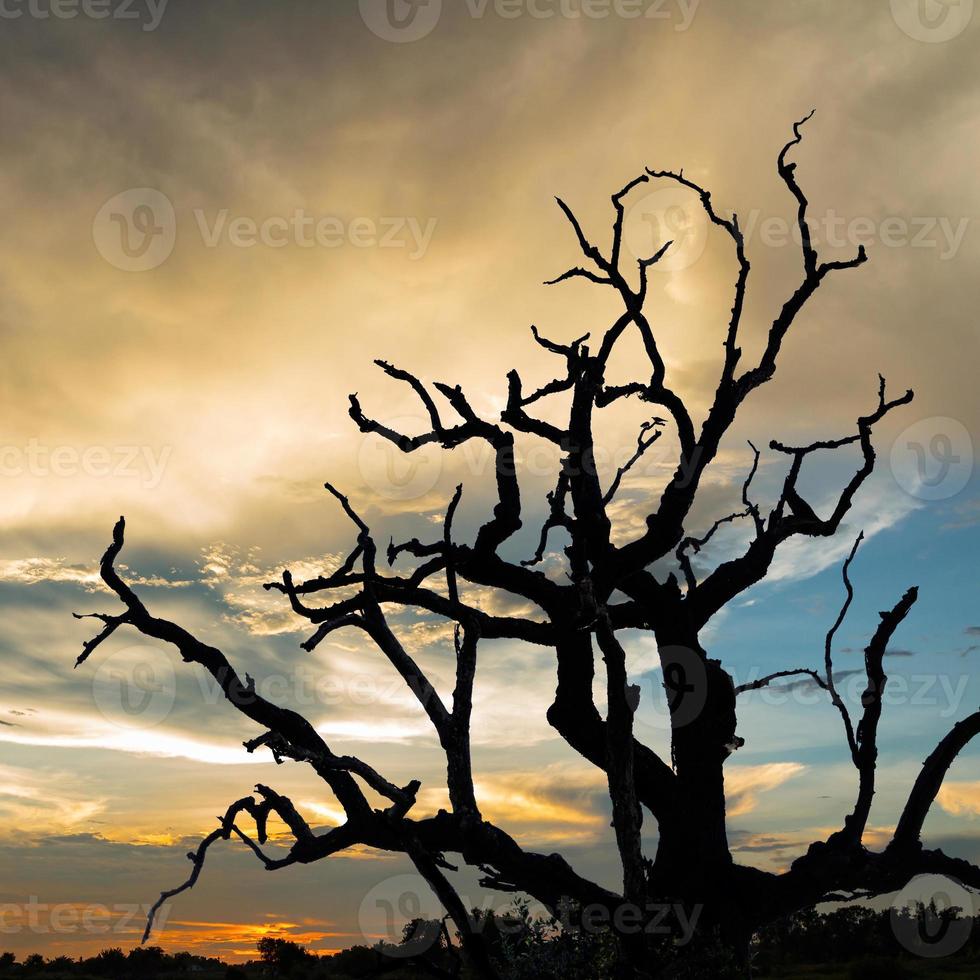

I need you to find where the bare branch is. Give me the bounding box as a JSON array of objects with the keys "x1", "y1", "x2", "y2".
[
  {"x1": 603, "y1": 418, "x2": 665, "y2": 506},
  {"x1": 554, "y1": 196, "x2": 609, "y2": 275},
  {"x1": 503, "y1": 369, "x2": 567, "y2": 444},
  {"x1": 523, "y1": 471, "x2": 572, "y2": 567},
  {"x1": 444, "y1": 483, "x2": 463, "y2": 606},
  {"x1": 735, "y1": 669, "x2": 827, "y2": 696},
  {"x1": 142, "y1": 792, "x2": 306, "y2": 944},
  {"x1": 324, "y1": 481, "x2": 370, "y2": 536},
  {"x1": 836, "y1": 584, "x2": 918, "y2": 845},
  {"x1": 530, "y1": 323, "x2": 589, "y2": 356},
  {"x1": 544, "y1": 266, "x2": 613, "y2": 287},
  {"x1": 72, "y1": 611, "x2": 130, "y2": 668},
  {"x1": 81, "y1": 518, "x2": 373, "y2": 820},
  {"x1": 644, "y1": 167, "x2": 749, "y2": 380},
  {"x1": 374, "y1": 359, "x2": 444, "y2": 433},
  {"x1": 675, "y1": 444, "x2": 761, "y2": 592},
  {"x1": 610, "y1": 173, "x2": 649, "y2": 270},
  {"x1": 776, "y1": 109, "x2": 818, "y2": 277},
  {"x1": 685, "y1": 380, "x2": 913, "y2": 629},
  {"x1": 823, "y1": 533, "x2": 863, "y2": 760}
]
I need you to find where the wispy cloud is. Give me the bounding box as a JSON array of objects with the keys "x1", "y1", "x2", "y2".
[
  {"x1": 767, "y1": 481, "x2": 919, "y2": 585},
  {"x1": 0, "y1": 764, "x2": 106, "y2": 839},
  {"x1": 726, "y1": 763, "x2": 806, "y2": 818},
  {"x1": 0, "y1": 707, "x2": 261, "y2": 767},
  {"x1": 937, "y1": 781, "x2": 980, "y2": 818}
]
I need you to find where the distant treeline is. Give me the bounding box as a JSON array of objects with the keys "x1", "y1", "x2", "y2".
[{"x1": 2, "y1": 899, "x2": 978, "y2": 979}]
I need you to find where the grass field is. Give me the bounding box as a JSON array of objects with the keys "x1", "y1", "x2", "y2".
[{"x1": 766, "y1": 957, "x2": 980, "y2": 980}]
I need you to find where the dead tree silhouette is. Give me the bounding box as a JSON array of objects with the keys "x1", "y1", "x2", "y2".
[{"x1": 76, "y1": 117, "x2": 980, "y2": 978}]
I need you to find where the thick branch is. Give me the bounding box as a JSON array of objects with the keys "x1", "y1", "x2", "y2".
[
  {"x1": 893, "y1": 710, "x2": 980, "y2": 851},
  {"x1": 835, "y1": 585, "x2": 918, "y2": 845},
  {"x1": 81, "y1": 518, "x2": 373, "y2": 820},
  {"x1": 597, "y1": 618, "x2": 646, "y2": 906}
]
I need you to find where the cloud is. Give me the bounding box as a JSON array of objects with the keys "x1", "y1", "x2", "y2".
[
  {"x1": 154, "y1": 917, "x2": 357, "y2": 960},
  {"x1": 316, "y1": 718, "x2": 435, "y2": 744},
  {"x1": 470, "y1": 765, "x2": 610, "y2": 847},
  {"x1": 937, "y1": 782, "x2": 980, "y2": 818},
  {"x1": 0, "y1": 764, "x2": 107, "y2": 839},
  {"x1": 0, "y1": 706, "x2": 264, "y2": 767},
  {"x1": 768, "y1": 668, "x2": 862, "y2": 694},
  {"x1": 726, "y1": 762, "x2": 806, "y2": 818},
  {"x1": 941, "y1": 499, "x2": 980, "y2": 531},
  {"x1": 729, "y1": 823, "x2": 895, "y2": 872},
  {"x1": 0, "y1": 558, "x2": 103, "y2": 588},
  {"x1": 767, "y1": 480, "x2": 919, "y2": 586}
]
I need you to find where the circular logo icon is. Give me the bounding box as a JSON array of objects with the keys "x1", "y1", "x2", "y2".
[
  {"x1": 631, "y1": 644, "x2": 708, "y2": 738},
  {"x1": 891, "y1": 874, "x2": 973, "y2": 957},
  {"x1": 93, "y1": 188, "x2": 176, "y2": 272},
  {"x1": 92, "y1": 644, "x2": 177, "y2": 729},
  {"x1": 623, "y1": 185, "x2": 709, "y2": 274},
  {"x1": 890, "y1": 0, "x2": 974, "y2": 42},
  {"x1": 889, "y1": 416, "x2": 973, "y2": 501},
  {"x1": 359, "y1": 0, "x2": 442, "y2": 42},
  {"x1": 357, "y1": 874, "x2": 443, "y2": 957},
  {"x1": 356, "y1": 415, "x2": 443, "y2": 501}
]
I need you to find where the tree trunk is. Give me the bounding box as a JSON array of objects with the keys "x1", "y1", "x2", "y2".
[{"x1": 652, "y1": 632, "x2": 736, "y2": 895}]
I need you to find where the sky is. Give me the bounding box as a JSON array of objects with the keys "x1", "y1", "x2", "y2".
[{"x1": 0, "y1": 0, "x2": 979, "y2": 964}]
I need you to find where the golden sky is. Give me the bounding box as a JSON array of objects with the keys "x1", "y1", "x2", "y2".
[{"x1": 1, "y1": 0, "x2": 979, "y2": 963}]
